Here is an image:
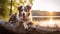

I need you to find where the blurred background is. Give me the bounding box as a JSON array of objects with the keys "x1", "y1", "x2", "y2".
[{"x1": 0, "y1": 0, "x2": 60, "y2": 25}]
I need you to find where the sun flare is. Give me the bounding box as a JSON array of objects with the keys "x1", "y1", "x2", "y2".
[{"x1": 39, "y1": 10, "x2": 56, "y2": 27}]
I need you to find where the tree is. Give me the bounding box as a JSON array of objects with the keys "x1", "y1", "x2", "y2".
[{"x1": 0, "y1": 0, "x2": 10, "y2": 21}]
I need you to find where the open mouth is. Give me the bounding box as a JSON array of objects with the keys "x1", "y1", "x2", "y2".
[{"x1": 23, "y1": 16, "x2": 25, "y2": 18}]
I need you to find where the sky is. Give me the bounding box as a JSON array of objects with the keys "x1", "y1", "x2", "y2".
[{"x1": 32, "y1": 0, "x2": 60, "y2": 11}]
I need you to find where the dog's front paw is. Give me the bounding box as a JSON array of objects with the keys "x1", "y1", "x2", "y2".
[
  {"x1": 28, "y1": 22, "x2": 36, "y2": 29},
  {"x1": 28, "y1": 22, "x2": 33, "y2": 25}
]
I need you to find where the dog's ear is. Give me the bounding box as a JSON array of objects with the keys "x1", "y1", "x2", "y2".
[
  {"x1": 18, "y1": 6, "x2": 22, "y2": 11},
  {"x1": 26, "y1": 5, "x2": 31, "y2": 10}
]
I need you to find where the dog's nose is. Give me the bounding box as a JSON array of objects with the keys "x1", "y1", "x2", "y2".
[{"x1": 23, "y1": 13, "x2": 25, "y2": 16}]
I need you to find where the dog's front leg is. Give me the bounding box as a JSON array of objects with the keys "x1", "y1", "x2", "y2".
[{"x1": 23, "y1": 22, "x2": 28, "y2": 29}]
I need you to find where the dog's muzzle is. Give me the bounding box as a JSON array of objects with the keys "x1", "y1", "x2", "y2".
[
  {"x1": 23, "y1": 13, "x2": 25, "y2": 18},
  {"x1": 23, "y1": 13, "x2": 25, "y2": 16}
]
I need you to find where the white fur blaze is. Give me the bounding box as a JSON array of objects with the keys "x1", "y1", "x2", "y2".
[{"x1": 23, "y1": 23, "x2": 28, "y2": 29}]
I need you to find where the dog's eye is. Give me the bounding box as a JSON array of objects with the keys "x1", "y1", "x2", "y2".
[{"x1": 20, "y1": 9, "x2": 23, "y2": 12}]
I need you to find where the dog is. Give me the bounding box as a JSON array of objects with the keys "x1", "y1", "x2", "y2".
[
  {"x1": 17, "y1": 5, "x2": 33, "y2": 29},
  {"x1": 9, "y1": 5, "x2": 36, "y2": 29}
]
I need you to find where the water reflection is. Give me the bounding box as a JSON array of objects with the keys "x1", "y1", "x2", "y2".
[{"x1": 33, "y1": 17, "x2": 60, "y2": 28}]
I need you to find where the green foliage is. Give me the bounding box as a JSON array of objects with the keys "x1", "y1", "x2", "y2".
[{"x1": 0, "y1": 0, "x2": 10, "y2": 19}]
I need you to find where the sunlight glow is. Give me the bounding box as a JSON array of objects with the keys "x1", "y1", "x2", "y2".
[
  {"x1": 12, "y1": 6, "x2": 14, "y2": 9},
  {"x1": 39, "y1": 19, "x2": 55, "y2": 27},
  {"x1": 39, "y1": 10, "x2": 56, "y2": 27},
  {"x1": 32, "y1": 0, "x2": 60, "y2": 11},
  {"x1": 16, "y1": 0, "x2": 19, "y2": 3}
]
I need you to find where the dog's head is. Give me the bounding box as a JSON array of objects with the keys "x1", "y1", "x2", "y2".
[{"x1": 18, "y1": 5, "x2": 31, "y2": 19}]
